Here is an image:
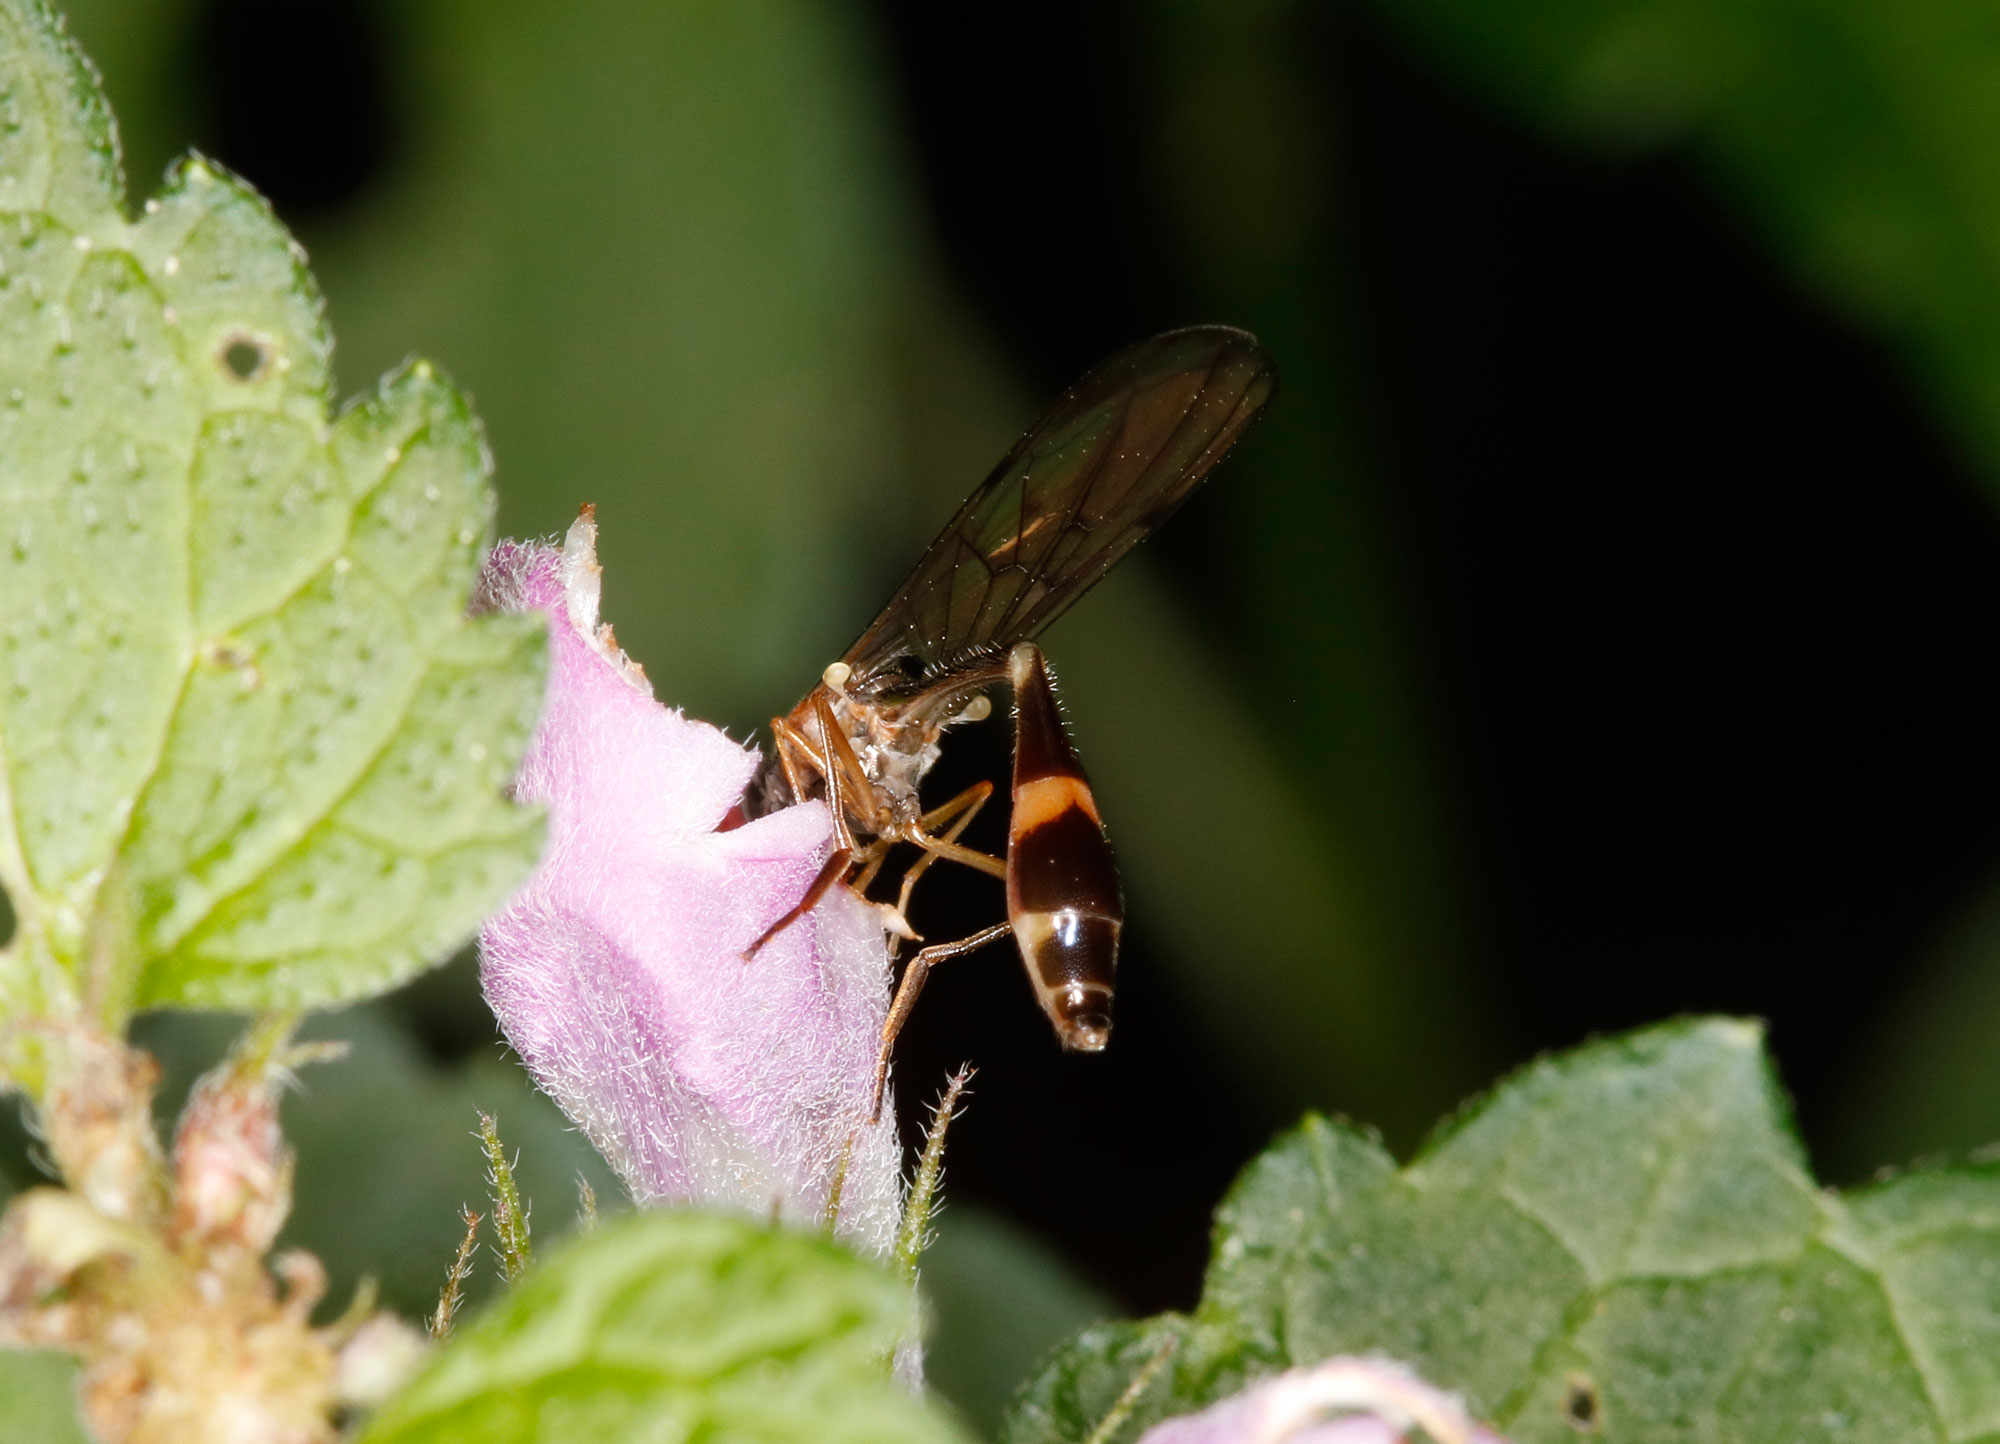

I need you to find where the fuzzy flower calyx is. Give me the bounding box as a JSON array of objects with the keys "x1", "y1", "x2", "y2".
[{"x1": 475, "y1": 510, "x2": 902, "y2": 1256}]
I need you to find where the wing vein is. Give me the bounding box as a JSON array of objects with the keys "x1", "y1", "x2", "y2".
[{"x1": 838, "y1": 326, "x2": 1277, "y2": 703}]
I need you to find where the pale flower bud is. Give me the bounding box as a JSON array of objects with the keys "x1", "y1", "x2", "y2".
[{"x1": 1137, "y1": 1358, "x2": 1512, "y2": 1444}]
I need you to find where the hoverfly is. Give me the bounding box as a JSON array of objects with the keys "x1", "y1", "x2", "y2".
[{"x1": 741, "y1": 326, "x2": 1276, "y2": 1119}]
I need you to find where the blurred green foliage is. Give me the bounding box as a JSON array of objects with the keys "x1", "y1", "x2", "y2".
[
  {"x1": 918, "y1": 1207, "x2": 1114, "y2": 1440},
  {"x1": 0, "y1": 1353, "x2": 88, "y2": 1444}
]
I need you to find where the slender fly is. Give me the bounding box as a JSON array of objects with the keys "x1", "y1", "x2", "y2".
[{"x1": 741, "y1": 325, "x2": 1277, "y2": 1118}]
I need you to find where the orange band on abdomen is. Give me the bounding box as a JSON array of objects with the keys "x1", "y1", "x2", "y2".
[{"x1": 1011, "y1": 773, "x2": 1101, "y2": 835}]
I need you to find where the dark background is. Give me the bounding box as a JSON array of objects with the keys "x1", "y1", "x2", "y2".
[{"x1": 29, "y1": 0, "x2": 2000, "y2": 1429}]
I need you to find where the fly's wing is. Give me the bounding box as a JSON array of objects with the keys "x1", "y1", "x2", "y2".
[{"x1": 843, "y1": 326, "x2": 1276, "y2": 701}]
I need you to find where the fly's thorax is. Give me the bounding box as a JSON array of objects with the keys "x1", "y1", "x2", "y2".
[{"x1": 832, "y1": 688, "x2": 941, "y2": 822}]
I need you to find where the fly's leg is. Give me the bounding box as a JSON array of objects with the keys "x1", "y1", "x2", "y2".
[
  {"x1": 742, "y1": 845, "x2": 853, "y2": 960},
  {"x1": 770, "y1": 713, "x2": 822, "y2": 809},
  {"x1": 811, "y1": 689, "x2": 889, "y2": 841},
  {"x1": 894, "y1": 781, "x2": 995, "y2": 920},
  {"x1": 902, "y1": 827, "x2": 1007, "y2": 880},
  {"x1": 848, "y1": 838, "x2": 893, "y2": 896},
  {"x1": 852, "y1": 838, "x2": 920, "y2": 941},
  {"x1": 747, "y1": 839, "x2": 914, "y2": 961},
  {"x1": 746, "y1": 692, "x2": 894, "y2": 959},
  {"x1": 801, "y1": 691, "x2": 931, "y2": 938},
  {"x1": 744, "y1": 711, "x2": 853, "y2": 959},
  {"x1": 869, "y1": 923, "x2": 1011, "y2": 1123},
  {"x1": 850, "y1": 783, "x2": 989, "y2": 942}
]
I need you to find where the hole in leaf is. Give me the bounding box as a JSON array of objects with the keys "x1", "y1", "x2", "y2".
[
  {"x1": 1562, "y1": 1375, "x2": 1601, "y2": 1434},
  {"x1": 0, "y1": 881, "x2": 14, "y2": 949},
  {"x1": 219, "y1": 334, "x2": 269, "y2": 382}
]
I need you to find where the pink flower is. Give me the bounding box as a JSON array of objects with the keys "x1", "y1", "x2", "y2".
[
  {"x1": 474, "y1": 511, "x2": 901, "y2": 1256},
  {"x1": 1137, "y1": 1359, "x2": 1511, "y2": 1444}
]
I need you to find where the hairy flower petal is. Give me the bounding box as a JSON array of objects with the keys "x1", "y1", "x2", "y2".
[{"x1": 475, "y1": 511, "x2": 900, "y2": 1256}]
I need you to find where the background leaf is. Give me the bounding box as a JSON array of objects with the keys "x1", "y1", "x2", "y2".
[
  {"x1": 361, "y1": 1209, "x2": 969, "y2": 1444},
  {"x1": 1005, "y1": 1018, "x2": 2000, "y2": 1444},
  {"x1": 0, "y1": 1352, "x2": 88, "y2": 1444},
  {"x1": 0, "y1": 0, "x2": 544, "y2": 1052}
]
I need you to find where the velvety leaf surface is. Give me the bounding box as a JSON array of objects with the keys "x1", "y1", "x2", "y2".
[
  {"x1": 1005, "y1": 1018, "x2": 2000, "y2": 1444},
  {"x1": 0, "y1": 0, "x2": 544, "y2": 1054},
  {"x1": 360, "y1": 1210, "x2": 969, "y2": 1444}
]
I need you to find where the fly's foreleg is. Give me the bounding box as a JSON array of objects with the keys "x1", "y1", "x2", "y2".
[
  {"x1": 746, "y1": 706, "x2": 859, "y2": 960},
  {"x1": 747, "y1": 693, "x2": 899, "y2": 959},
  {"x1": 770, "y1": 713, "x2": 822, "y2": 811},
  {"x1": 741, "y1": 845, "x2": 853, "y2": 960}
]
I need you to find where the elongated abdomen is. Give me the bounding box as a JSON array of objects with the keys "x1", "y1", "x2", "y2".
[{"x1": 1007, "y1": 643, "x2": 1122, "y2": 1051}]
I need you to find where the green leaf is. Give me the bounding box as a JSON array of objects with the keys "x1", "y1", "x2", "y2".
[
  {"x1": 0, "y1": 1351, "x2": 89, "y2": 1444},
  {"x1": 361, "y1": 1210, "x2": 969, "y2": 1444},
  {"x1": 1005, "y1": 1018, "x2": 2000, "y2": 1444},
  {"x1": 1840, "y1": 1163, "x2": 2000, "y2": 1440},
  {"x1": 0, "y1": 0, "x2": 544, "y2": 1055}
]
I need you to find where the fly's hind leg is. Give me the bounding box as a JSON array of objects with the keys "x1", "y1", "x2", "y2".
[{"x1": 870, "y1": 922, "x2": 1010, "y2": 1123}]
